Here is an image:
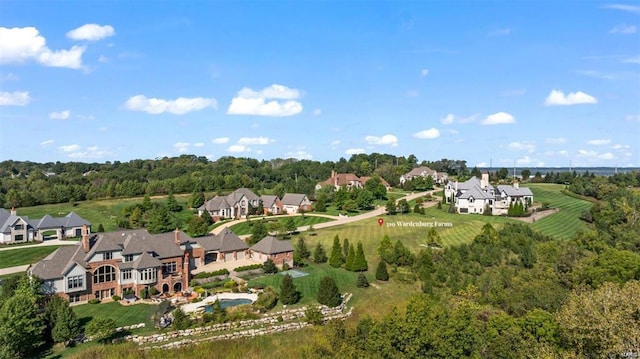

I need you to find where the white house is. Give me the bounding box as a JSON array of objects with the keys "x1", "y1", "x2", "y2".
[
  {"x1": 280, "y1": 193, "x2": 312, "y2": 214},
  {"x1": 399, "y1": 166, "x2": 448, "y2": 186},
  {"x1": 198, "y1": 188, "x2": 261, "y2": 220},
  {"x1": 444, "y1": 173, "x2": 533, "y2": 215},
  {"x1": 0, "y1": 208, "x2": 91, "y2": 244}
]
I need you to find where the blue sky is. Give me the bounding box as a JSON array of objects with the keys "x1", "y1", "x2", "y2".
[{"x1": 1, "y1": 1, "x2": 639, "y2": 167}]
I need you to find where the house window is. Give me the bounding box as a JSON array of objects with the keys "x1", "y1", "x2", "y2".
[
  {"x1": 15, "y1": 235, "x2": 24, "y2": 241},
  {"x1": 122, "y1": 269, "x2": 132, "y2": 280},
  {"x1": 14, "y1": 224, "x2": 23, "y2": 230},
  {"x1": 93, "y1": 265, "x2": 116, "y2": 284},
  {"x1": 123, "y1": 254, "x2": 133, "y2": 262},
  {"x1": 69, "y1": 294, "x2": 81, "y2": 303},
  {"x1": 103, "y1": 252, "x2": 113, "y2": 260},
  {"x1": 162, "y1": 262, "x2": 177, "y2": 274},
  {"x1": 139, "y1": 268, "x2": 156, "y2": 282},
  {"x1": 67, "y1": 275, "x2": 84, "y2": 290}
]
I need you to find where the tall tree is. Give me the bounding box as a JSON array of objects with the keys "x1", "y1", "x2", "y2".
[
  {"x1": 375, "y1": 261, "x2": 389, "y2": 281},
  {"x1": 378, "y1": 235, "x2": 395, "y2": 264},
  {"x1": 313, "y1": 243, "x2": 328, "y2": 263},
  {"x1": 279, "y1": 274, "x2": 299, "y2": 305},
  {"x1": 342, "y1": 238, "x2": 350, "y2": 262},
  {"x1": 0, "y1": 292, "x2": 45, "y2": 357},
  {"x1": 251, "y1": 220, "x2": 268, "y2": 244},
  {"x1": 353, "y1": 241, "x2": 368, "y2": 272},
  {"x1": 188, "y1": 189, "x2": 205, "y2": 209},
  {"x1": 296, "y1": 237, "x2": 310, "y2": 259},
  {"x1": 329, "y1": 235, "x2": 344, "y2": 268},
  {"x1": 317, "y1": 276, "x2": 342, "y2": 307},
  {"x1": 385, "y1": 198, "x2": 397, "y2": 215},
  {"x1": 200, "y1": 209, "x2": 214, "y2": 226},
  {"x1": 52, "y1": 302, "x2": 80, "y2": 346},
  {"x1": 344, "y1": 243, "x2": 356, "y2": 271}
]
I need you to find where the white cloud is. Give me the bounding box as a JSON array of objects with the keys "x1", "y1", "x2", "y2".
[
  {"x1": 49, "y1": 110, "x2": 70, "y2": 120},
  {"x1": 420, "y1": 69, "x2": 429, "y2": 77},
  {"x1": 623, "y1": 56, "x2": 640, "y2": 64},
  {"x1": 413, "y1": 128, "x2": 441, "y2": 139},
  {"x1": 587, "y1": 139, "x2": 610, "y2": 145},
  {"x1": 558, "y1": 150, "x2": 570, "y2": 157},
  {"x1": 124, "y1": 95, "x2": 217, "y2": 115},
  {"x1": 66, "y1": 24, "x2": 115, "y2": 41},
  {"x1": 598, "y1": 152, "x2": 615, "y2": 160},
  {"x1": 285, "y1": 151, "x2": 313, "y2": 160},
  {"x1": 516, "y1": 156, "x2": 533, "y2": 165},
  {"x1": 578, "y1": 149, "x2": 597, "y2": 157},
  {"x1": 0, "y1": 72, "x2": 19, "y2": 81},
  {"x1": 0, "y1": 27, "x2": 85, "y2": 69},
  {"x1": 227, "y1": 84, "x2": 303, "y2": 117},
  {"x1": 331, "y1": 140, "x2": 341, "y2": 146},
  {"x1": 228, "y1": 145, "x2": 251, "y2": 153},
  {"x1": 0, "y1": 91, "x2": 30, "y2": 106},
  {"x1": 365, "y1": 134, "x2": 398, "y2": 146},
  {"x1": 613, "y1": 144, "x2": 630, "y2": 150},
  {"x1": 603, "y1": 4, "x2": 640, "y2": 13},
  {"x1": 481, "y1": 112, "x2": 516, "y2": 125},
  {"x1": 610, "y1": 24, "x2": 637, "y2": 34},
  {"x1": 626, "y1": 114, "x2": 640, "y2": 122},
  {"x1": 313, "y1": 108, "x2": 322, "y2": 116},
  {"x1": 211, "y1": 137, "x2": 229, "y2": 144},
  {"x1": 488, "y1": 28, "x2": 511, "y2": 36},
  {"x1": 544, "y1": 90, "x2": 597, "y2": 106},
  {"x1": 237, "y1": 137, "x2": 274, "y2": 145},
  {"x1": 345, "y1": 148, "x2": 365, "y2": 155},
  {"x1": 40, "y1": 139, "x2": 54, "y2": 146},
  {"x1": 58, "y1": 144, "x2": 81, "y2": 152},
  {"x1": 173, "y1": 142, "x2": 190, "y2": 153},
  {"x1": 194, "y1": 142, "x2": 204, "y2": 147},
  {"x1": 507, "y1": 141, "x2": 536, "y2": 152},
  {"x1": 441, "y1": 114, "x2": 454, "y2": 125},
  {"x1": 476, "y1": 162, "x2": 487, "y2": 167},
  {"x1": 66, "y1": 146, "x2": 112, "y2": 159},
  {"x1": 546, "y1": 137, "x2": 567, "y2": 145}
]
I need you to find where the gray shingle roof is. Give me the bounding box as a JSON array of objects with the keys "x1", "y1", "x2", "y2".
[
  {"x1": 218, "y1": 229, "x2": 249, "y2": 252},
  {"x1": 405, "y1": 166, "x2": 436, "y2": 177},
  {"x1": 131, "y1": 251, "x2": 163, "y2": 269},
  {"x1": 281, "y1": 193, "x2": 308, "y2": 206},
  {"x1": 251, "y1": 235, "x2": 294, "y2": 254},
  {"x1": 30, "y1": 244, "x2": 85, "y2": 280},
  {"x1": 497, "y1": 185, "x2": 534, "y2": 197},
  {"x1": 260, "y1": 195, "x2": 279, "y2": 208},
  {"x1": 199, "y1": 195, "x2": 231, "y2": 212},
  {"x1": 63, "y1": 212, "x2": 90, "y2": 227},
  {"x1": 34, "y1": 214, "x2": 59, "y2": 228}
]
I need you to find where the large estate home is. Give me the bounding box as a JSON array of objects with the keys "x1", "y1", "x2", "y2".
[
  {"x1": 197, "y1": 188, "x2": 261, "y2": 220},
  {"x1": 29, "y1": 227, "x2": 249, "y2": 303},
  {"x1": 280, "y1": 193, "x2": 312, "y2": 214},
  {"x1": 260, "y1": 195, "x2": 283, "y2": 215},
  {"x1": 315, "y1": 170, "x2": 391, "y2": 191},
  {"x1": 444, "y1": 172, "x2": 534, "y2": 215},
  {"x1": 250, "y1": 235, "x2": 294, "y2": 268},
  {"x1": 399, "y1": 166, "x2": 448, "y2": 186},
  {"x1": 0, "y1": 208, "x2": 90, "y2": 244}
]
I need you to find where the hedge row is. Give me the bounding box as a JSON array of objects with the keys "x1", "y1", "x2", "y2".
[{"x1": 193, "y1": 268, "x2": 230, "y2": 279}]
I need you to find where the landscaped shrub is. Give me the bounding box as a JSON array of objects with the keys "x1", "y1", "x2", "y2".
[
  {"x1": 194, "y1": 269, "x2": 230, "y2": 279},
  {"x1": 356, "y1": 273, "x2": 369, "y2": 288},
  {"x1": 263, "y1": 259, "x2": 278, "y2": 274},
  {"x1": 317, "y1": 276, "x2": 341, "y2": 307},
  {"x1": 88, "y1": 298, "x2": 101, "y2": 304},
  {"x1": 223, "y1": 280, "x2": 238, "y2": 289},
  {"x1": 233, "y1": 264, "x2": 263, "y2": 272},
  {"x1": 149, "y1": 287, "x2": 159, "y2": 296},
  {"x1": 305, "y1": 306, "x2": 323, "y2": 325},
  {"x1": 111, "y1": 295, "x2": 121, "y2": 301}
]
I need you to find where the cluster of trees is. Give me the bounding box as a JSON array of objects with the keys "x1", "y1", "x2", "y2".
[
  {"x1": 328, "y1": 236, "x2": 368, "y2": 272},
  {"x1": 117, "y1": 193, "x2": 185, "y2": 234},
  {"x1": 0, "y1": 155, "x2": 469, "y2": 209},
  {"x1": 0, "y1": 276, "x2": 91, "y2": 358},
  {"x1": 315, "y1": 176, "x2": 387, "y2": 213}
]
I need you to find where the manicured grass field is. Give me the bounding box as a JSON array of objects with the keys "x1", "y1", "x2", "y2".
[
  {"x1": 0, "y1": 245, "x2": 63, "y2": 269},
  {"x1": 528, "y1": 183, "x2": 592, "y2": 240},
  {"x1": 72, "y1": 301, "x2": 158, "y2": 329},
  {"x1": 14, "y1": 195, "x2": 194, "y2": 233},
  {"x1": 248, "y1": 263, "x2": 360, "y2": 306},
  {"x1": 229, "y1": 215, "x2": 334, "y2": 235}
]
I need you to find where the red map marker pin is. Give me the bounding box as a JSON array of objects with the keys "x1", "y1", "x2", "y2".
[{"x1": 378, "y1": 218, "x2": 384, "y2": 227}]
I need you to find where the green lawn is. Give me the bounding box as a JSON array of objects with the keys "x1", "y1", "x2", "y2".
[
  {"x1": 14, "y1": 194, "x2": 193, "y2": 233},
  {"x1": 528, "y1": 183, "x2": 592, "y2": 240},
  {"x1": 0, "y1": 245, "x2": 63, "y2": 269},
  {"x1": 72, "y1": 301, "x2": 158, "y2": 329},
  {"x1": 229, "y1": 215, "x2": 334, "y2": 235}
]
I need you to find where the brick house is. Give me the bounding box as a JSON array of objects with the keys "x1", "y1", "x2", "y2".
[{"x1": 250, "y1": 235, "x2": 294, "y2": 269}]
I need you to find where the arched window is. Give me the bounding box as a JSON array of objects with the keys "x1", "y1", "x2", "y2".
[{"x1": 93, "y1": 265, "x2": 116, "y2": 284}]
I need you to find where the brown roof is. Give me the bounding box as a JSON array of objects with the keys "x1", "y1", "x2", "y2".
[{"x1": 251, "y1": 235, "x2": 294, "y2": 254}]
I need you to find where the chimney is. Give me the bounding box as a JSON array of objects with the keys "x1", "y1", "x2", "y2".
[
  {"x1": 174, "y1": 228, "x2": 180, "y2": 246},
  {"x1": 481, "y1": 172, "x2": 489, "y2": 189},
  {"x1": 81, "y1": 224, "x2": 90, "y2": 253},
  {"x1": 513, "y1": 181, "x2": 519, "y2": 190},
  {"x1": 10, "y1": 207, "x2": 16, "y2": 215}
]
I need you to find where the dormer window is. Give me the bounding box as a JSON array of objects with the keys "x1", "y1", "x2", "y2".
[
  {"x1": 103, "y1": 252, "x2": 112, "y2": 260},
  {"x1": 123, "y1": 254, "x2": 133, "y2": 262}
]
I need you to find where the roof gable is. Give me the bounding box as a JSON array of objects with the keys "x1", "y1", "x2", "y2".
[
  {"x1": 250, "y1": 235, "x2": 294, "y2": 254},
  {"x1": 281, "y1": 193, "x2": 308, "y2": 206}
]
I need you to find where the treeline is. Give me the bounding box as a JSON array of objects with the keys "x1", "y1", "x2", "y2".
[{"x1": 0, "y1": 155, "x2": 467, "y2": 209}]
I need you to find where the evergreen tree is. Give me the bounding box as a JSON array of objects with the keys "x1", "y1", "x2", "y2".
[
  {"x1": 342, "y1": 238, "x2": 350, "y2": 262},
  {"x1": 296, "y1": 237, "x2": 310, "y2": 259},
  {"x1": 141, "y1": 194, "x2": 152, "y2": 211},
  {"x1": 97, "y1": 223, "x2": 105, "y2": 232},
  {"x1": 0, "y1": 292, "x2": 45, "y2": 357},
  {"x1": 394, "y1": 240, "x2": 414, "y2": 266},
  {"x1": 414, "y1": 203, "x2": 422, "y2": 214},
  {"x1": 146, "y1": 205, "x2": 174, "y2": 234},
  {"x1": 200, "y1": 209, "x2": 214, "y2": 226},
  {"x1": 317, "y1": 276, "x2": 341, "y2": 307},
  {"x1": 171, "y1": 308, "x2": 190, "y2": 330},
  {"x1": 375, "y1": 260, "x2": 389, "y2": 281},
  {"x1": 263, "y1": 258, "x2": 278, "y2": 274},
  {"x1": 256, "y1": 201, "x2": 264, "y2": 215},
  {"x1": 426, "y1": 227, "x2": 442, "y2": 247},
  {"x1": 378, "y1": 235, "x2": 395, "y2": 264},
  {"x1": 344, "y1": 244, "x2": 356, "y2": 271},
  {"x1": 313, "y1": 243, "x2": 328, "y2": 263},
  {"x1": 52, "y1": 302, "x2": 80, "y2": 346},
  {"x1": 314, "y1": 195, "x2": 327, "y2": 212},
  {"x1": 279, "y1": 274, "x2": 299, "y2": 305},
  {"x1": 385, "y1": 198, "x2": 397, "y2": 215},
  {"x1": 188, "y1": 190, "x2": 205, "y2": 209},
  {"x1": 397, "y1": 199, "x2": 409, "y2": 214},
  {"x1": 165, "y1": 192, "x2": 182, "y2": 212},
  {"x1": 353, "y1": 241, "x2": 368, "y2": 271},
  {"x1": 520, "y1": 243, "x2": 536, "y2": 269},
  {"x1": 186, "y1": 216, "x2": 209, "y2": 237},
  {"x1": 284, "y1": 217, "x2": 297, "y2": 235},
  {"x1": 251, "y1": 220, "x2": 268, "y2": 244},
  {"x1": 85, "y1": 317, "x2": 116, "y2": 343},
  {"x1": 329, "y1": 235, "x2": 344, "y2": 268},
  {"x1": 356, "y1": 273, "x2": 370, "y2": 288}
]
